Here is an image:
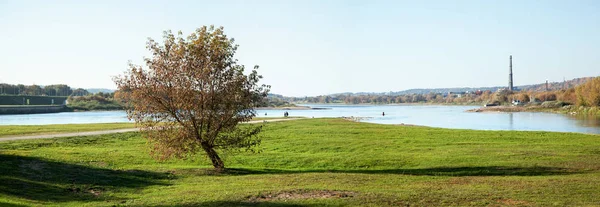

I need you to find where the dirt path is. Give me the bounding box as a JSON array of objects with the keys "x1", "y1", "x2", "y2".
[{"x1": 0, "y1": 118, "x2": 304, "y2": 142}]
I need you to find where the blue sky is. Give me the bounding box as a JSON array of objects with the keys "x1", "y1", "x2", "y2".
[{"x1": 1, "y1": 0, "x2": 599, "y2": 96}]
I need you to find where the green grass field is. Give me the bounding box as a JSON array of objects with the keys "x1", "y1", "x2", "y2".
[
  {"x1": 250, "y1": 116, "x2": 301, "y2": 121},
  {"x1": 0, "y1": 123, "x2": 135, "y2": 138},
  {"x1": 1, "y1": 118, "x2": 599, "y2": 206}
]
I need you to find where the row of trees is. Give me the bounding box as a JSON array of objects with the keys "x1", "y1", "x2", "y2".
[
  {"x1": 299, "y1": 91, "x2": 493, "y2": 105},
  {"x1": 0, "y1": 84, "x2": 90, "y2": 96}
]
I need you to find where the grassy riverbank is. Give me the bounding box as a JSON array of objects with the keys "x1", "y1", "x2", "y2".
[
  {"x1": 0, "y1": 117, "x2": 295, "y2": 138},
  {"x1": 1, "y1": 118, "x2": 599, "y2": 206},
  {"x1": 468, "y1": 104, "x2": 600, "y2": 117},
  {"x1": 251, "y1": 116, "x2": 301, "y2": 120}
]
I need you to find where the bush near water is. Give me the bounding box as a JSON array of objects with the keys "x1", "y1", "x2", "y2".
[{"x1": 66, "y1": 94, "x2": 123, "y2": 111}]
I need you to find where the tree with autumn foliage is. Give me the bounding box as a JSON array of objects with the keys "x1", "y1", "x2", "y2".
[
  {"x1": 575, "y1": 77, "x2": 600, "y2": 107},
  {"x1": 114, "y1": 26, "x2": 270, "y2": 171}
]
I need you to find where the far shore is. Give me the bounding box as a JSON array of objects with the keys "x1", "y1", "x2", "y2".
[
  {"x1": 467, "y1": 106, "x2": 531, "y2": 113},
  {"x1": 293, "y1": 102, "x2": 482, "y2": 106},
  {"x1": 466, "y1": 105, "x2": 594, "y2": 117}
]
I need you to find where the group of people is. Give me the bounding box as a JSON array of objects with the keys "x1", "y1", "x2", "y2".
[{"x1": 265, "y1": 112, "x2": 289, "y2": 117}]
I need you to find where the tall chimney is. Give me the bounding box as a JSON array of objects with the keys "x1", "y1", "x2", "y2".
[{"x1": 509, "y1": 55, "x2": 513, "y2": 91}]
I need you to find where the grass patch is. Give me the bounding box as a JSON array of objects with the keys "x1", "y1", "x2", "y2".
[
  {"x1": 0, "y1": 118, "x2": 599, "y2": 206},
  {"x1": 0, "y1": 123, "x2": 134, "y2": 138},
  {"x1": 250, "y1": 116, "x2": 302, "y2": 121}
]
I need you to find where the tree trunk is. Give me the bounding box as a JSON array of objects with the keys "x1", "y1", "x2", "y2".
[{"x1": 202, "y1": 144, "x2": 224, "y2": 171}]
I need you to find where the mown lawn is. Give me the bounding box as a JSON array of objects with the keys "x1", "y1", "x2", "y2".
[
  {"x1": 0, "y1": 118, "x2": 599, "y2": 206},
  {"x1": 0, "y1": 123, "x2": 135, "y2": 138}
]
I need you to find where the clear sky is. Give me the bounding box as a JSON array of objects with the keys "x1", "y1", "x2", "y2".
[{"x1": 1, "y1": 0, "x2": 599, "y2": 96}]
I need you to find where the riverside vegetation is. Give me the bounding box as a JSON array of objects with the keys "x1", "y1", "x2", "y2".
[
  {"x1": 66, "y1": 93, "x2": 124, "y2": 111},
  {"x1": 1, "y1": 118, "x2": 599, "y2": 206}
]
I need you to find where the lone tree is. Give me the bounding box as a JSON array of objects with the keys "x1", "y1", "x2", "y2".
[{"x1": 114, "y1": 26, "x2": 269, "y2": 171}]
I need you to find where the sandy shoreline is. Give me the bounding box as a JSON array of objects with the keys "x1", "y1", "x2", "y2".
[
  {"x1": 256, "y1": 106, "x2": 330, "y2": 110},
  {"x1": 341, "y1": 116, "x2": 426, "y2": 127},
  {"x1": 466, "y1": 106, "x2": 529, "y2": 113}
]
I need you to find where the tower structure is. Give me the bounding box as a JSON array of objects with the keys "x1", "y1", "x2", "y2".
[{"x1": 509, "y1": 55, "x2": 514, "y2": 91}]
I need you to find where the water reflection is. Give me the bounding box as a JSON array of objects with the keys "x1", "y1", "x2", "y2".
[
  {"x1": 569, "y1": 115, "x2": 600, "y2": 128},
  {"x1": 508, "y1": 113, "x2": 514, "y2": 130}
]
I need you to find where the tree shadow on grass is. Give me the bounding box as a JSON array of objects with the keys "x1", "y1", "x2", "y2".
[
  {"x1": 221, "y1": 166, "x2": 581, "y2": 177},
  {"x1": 0, "y1": 202, "x2": 29, "y2": 207},
  {"x1": 0, "y1": 154, "x2": 170, "y2": 203}
]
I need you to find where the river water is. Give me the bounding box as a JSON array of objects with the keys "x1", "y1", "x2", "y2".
[{"x1": 1, "y1": 104, "x2": 600, "y2": 134}]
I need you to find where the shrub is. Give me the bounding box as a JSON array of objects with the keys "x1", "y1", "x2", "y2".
[{"x1": 575, "y1": 77, "x2": 600, "y2": 107}]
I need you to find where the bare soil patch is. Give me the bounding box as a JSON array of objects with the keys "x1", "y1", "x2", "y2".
[
  {"x1": 247, "y1": 189, "x2": 356, "y2": 202},
  {"x1": 494, "y1": 198, "x2": 531, "y2": 206},
  {"x1": 342, "y1": 116, "x2": 372, "y2": 122}
]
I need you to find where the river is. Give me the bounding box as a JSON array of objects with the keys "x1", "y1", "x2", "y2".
[{"x1": 1, "y1": 104, "x2": 599, "y2": 134}]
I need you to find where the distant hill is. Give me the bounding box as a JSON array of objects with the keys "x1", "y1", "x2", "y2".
[
  {"x1": 86, "y1": 88, "x2": 116, "y2": 94},
  {"x1": 327, "y1": 77, "x2": 594, "y2": 97}
]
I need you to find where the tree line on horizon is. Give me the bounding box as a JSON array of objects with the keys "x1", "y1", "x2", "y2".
[
  {"x1": 0, "y1": 83, "x2": 124, "y2": 110},
  {"x1": 0, "y1": 83, "x2": 90, "y2": 97}
]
